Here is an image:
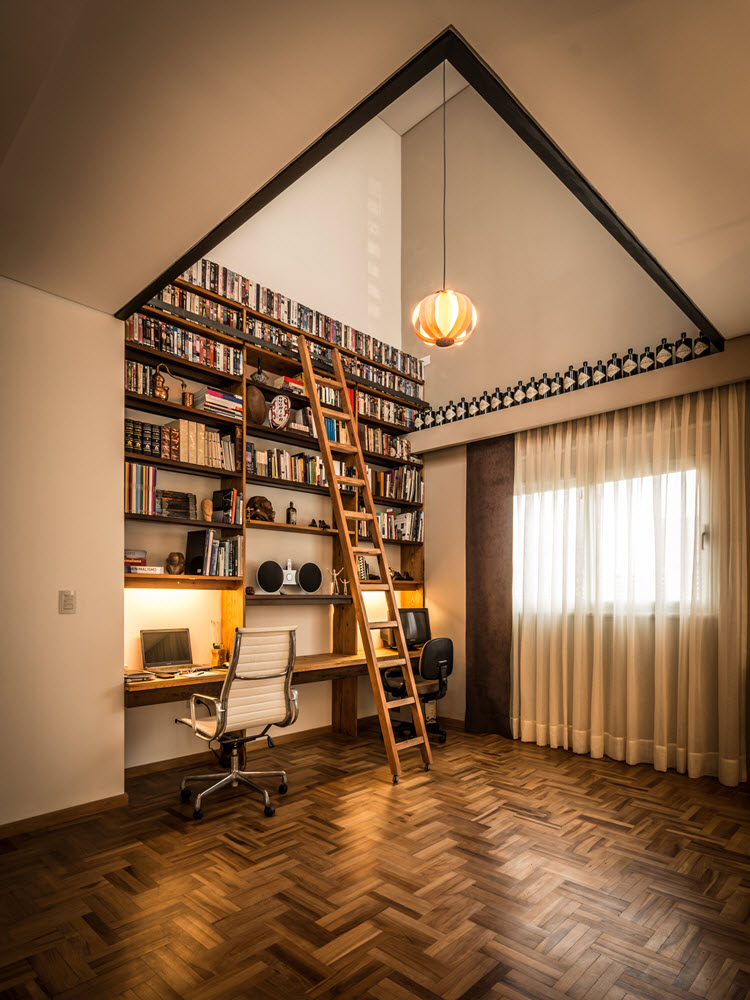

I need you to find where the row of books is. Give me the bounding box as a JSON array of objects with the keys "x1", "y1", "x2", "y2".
[
  {"x1": 185, "y1": 529, "x2": 242, "y2": 577},
  {"x1": 358, "y1": 425, "x2": 415, "y2": 463},
  {"x1": 245, "y1": 444, "x2": 352, "y2": 489},
  {"x1": 356, "y1": 394, "x2": 419, "y2": 430},
  {"x1": 126, "y1": 462, "x2": 157, "y2": 515},
  {"x1": 194, "y1": 386, "x2": 242, "y2": 419},
  {"x1": 126, "y1": 315, "x2": 243, "y2": 376},
  {"x1": 157, "y1": 286, "x2": 244, "y2": 330},
  {"x1": 124, "y1": 481, "x2": 243, "y2": 525},
  {"x1": 126, "y1": 360, "x2": 156, "y2": 396},
  {"x1": 181, "y1": 258, "x2": 424, "y2": 380},
  {"x1": 125, "y1": 417, "x2": 238, "y2": 470},
  {"x1": 369, "y1": 466, "x2": 423, "y2": 504},
  {"x1": 359, "y1": 509, "x2": 424, "y2": 543}
]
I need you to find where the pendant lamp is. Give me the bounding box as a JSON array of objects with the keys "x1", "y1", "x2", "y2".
[{"x1": 412, "y1": 62, "x2": 477, "y2": 349}]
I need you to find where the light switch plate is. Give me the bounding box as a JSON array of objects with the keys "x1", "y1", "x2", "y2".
[{"x1": 58, "y1": 590, "x2": 77, "y2": 614}]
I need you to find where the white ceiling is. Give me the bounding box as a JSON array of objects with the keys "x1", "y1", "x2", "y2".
[
  {"x1": 1, "y1": 1, "x2": 749, "y2": 338},
  {"x1": 378, "y1": 64, "x2": 469, "y2": 135}
]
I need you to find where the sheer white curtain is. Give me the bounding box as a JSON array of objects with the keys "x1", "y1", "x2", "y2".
[{"x1": 511, "y1": 383, "x2": 747, "y2": 785}]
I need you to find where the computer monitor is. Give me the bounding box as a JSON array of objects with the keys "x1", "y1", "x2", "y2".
[
  {"x1": 381, "y1": 608, "x2": 431, "y2": 650},
  {"x1": 140, "y1": 628, "x2": 193, "y2": 671}
]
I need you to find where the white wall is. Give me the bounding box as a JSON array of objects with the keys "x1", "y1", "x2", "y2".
[
  {"x1": 125, "y1": 116, "x2": 403, "y2": 765},
  {"x1": 0, "y1": 277, "x2": 124, "y2": 824},
  {"x1": 401, "y1": 87, "x2": 699, "y2": 407},
  {"x1": 213, "y1": 117, "x2": 402, "y2": 348}
]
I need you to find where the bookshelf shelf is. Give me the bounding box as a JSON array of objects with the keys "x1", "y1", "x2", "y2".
[
  {"x1": 124, "y1": 574, "x2": 243, "y2": 589},
  {"x1": 393, "y1": 580, "x2": 424, "y2": 591},
  {"x1": 244, "y1": 471, "x2": 422, "y2": 508},
  {"x1": 125, "y1": 513, "x2": 242, "y2": 531},
  {"x1": 246, "y1": 520, "x2": 337, "y2": 538},
  {"x1": 125, "y1": 391, "x2": 242, "y2": 428},
  {"x1": 125, "y1": 341, "x2": 243, "y2": 387},
  {"x1": 141, "y1": 303, "x2": 245, "y2": 348},
  {"x1": 125, "y1": 451, "x2": 241, "y2": 479},
  {"x1": 246, "y1": 594, "x2": 353, "y2": 607}
]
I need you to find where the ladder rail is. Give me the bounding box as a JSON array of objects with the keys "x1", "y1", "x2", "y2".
[{"x1": 298, "y1": 336, "x2": 432, "y2": 778}]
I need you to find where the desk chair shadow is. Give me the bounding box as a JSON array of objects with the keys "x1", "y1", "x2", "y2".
[
  {"x1": 175, "y1": 626, "x2": 298, "y2": 819},
  {"x1": 383, "y1": 637, "x2": 453, "y2": 743}
]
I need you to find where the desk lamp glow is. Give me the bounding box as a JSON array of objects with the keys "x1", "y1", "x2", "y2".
[{"x1": 412, "y1": 61, "x2": 477, "y2": 350}]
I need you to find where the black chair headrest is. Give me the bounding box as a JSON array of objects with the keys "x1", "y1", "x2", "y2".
[{"x1": 419, "y1": 637, "x2": 453, "y2": 680}]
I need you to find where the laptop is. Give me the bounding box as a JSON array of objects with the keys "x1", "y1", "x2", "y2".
[{"x1": 140, "y1": 628, "x2": 206, "y2": 675}]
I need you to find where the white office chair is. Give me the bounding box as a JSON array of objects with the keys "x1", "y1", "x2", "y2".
[{"x1": 175, "y1": 626, "x2": 298, "y2": 818}]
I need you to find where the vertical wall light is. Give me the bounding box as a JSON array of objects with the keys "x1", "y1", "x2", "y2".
[{"x1": 412, "y1": 62, "x2": 477, "y2": 349}]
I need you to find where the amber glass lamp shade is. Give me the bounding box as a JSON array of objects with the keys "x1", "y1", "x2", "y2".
[{"x1": 412, "y1": 289, "x2": 477, "y2": 349}]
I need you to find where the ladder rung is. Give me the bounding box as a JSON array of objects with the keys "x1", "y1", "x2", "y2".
[
  {"x1": 387, "y1": 697, "x2": 416, "y2": 710},
  {"x1": 328, "y1": 441, "x2": 358, "y2": 454},
  {"x1": 321, "y1": 406, "x2": 351, "y2": 421},
  {"x1": 317, "y1": 376, "x2": 343, "y2": 390},
  {"x1": 352, "y1": 547, "x2": 383, "y2": 555},
  {"x1": 360, "y1": 583, "x2": 388, "y2": 591},
  {"x1": 337, "y1": 475, "x2": 365, "y2": 487},
  {"x1": 376, "y1": 658, "x2": 406, "y2": 668},
  {"x1": 367, "y1": 620, "x2": 398, "y2": 629},
  {"x1": 395, "y1": 736, "x2": 426, "y2": 750},
  {"x1": 344, "y1": 511, "x2": 373, "y2": 520}
]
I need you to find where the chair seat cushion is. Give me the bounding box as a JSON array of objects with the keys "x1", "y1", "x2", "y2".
[
  {"x1": 178, "y1": 715, "x2": 219, "y2": 738},
  {"x1": 415, "y1": 678, "x2": 440, "y2": 695}
]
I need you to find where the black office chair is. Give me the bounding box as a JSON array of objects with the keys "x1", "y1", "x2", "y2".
[{"x1": 383, "y1": 637, "x2": 453, "y2": 743}]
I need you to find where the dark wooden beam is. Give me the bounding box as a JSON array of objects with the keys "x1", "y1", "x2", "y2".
[{"x1": 116, "y1": 26, "x2": 722, "y2": 349}]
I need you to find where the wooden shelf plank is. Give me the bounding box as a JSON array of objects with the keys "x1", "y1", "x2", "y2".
[
  {"x1": 246, "y1": 594, "x2": 352, "y2": 606},
  {"x1": 125, "y1": 513, "x2": 242, "y2": 530},
  {"x1": 125, "y1": 391, "x2": 242, "y2": 428},
  {"x1": 141, "y1": 303, "x2": 245, "y2": 347},
  {"x1": 245, "y1": 519, "x2": 337, "y2": 537},
  {"x1": 124, "y1": 574, "x2": 243, "y2": 589},
  {"x1": 125, "y1": 341, "x2": 243, "y2": 386},
  {"x1": 392, "y1": 580, "x2": 424, "y2": 590},
  {"x1": 125, "y1": 451, "x2": 242, "y2": 479}
]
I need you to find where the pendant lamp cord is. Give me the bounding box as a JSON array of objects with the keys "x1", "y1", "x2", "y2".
[{"x1": 442, "y1": 60, "x2": 446, "y2": 291}]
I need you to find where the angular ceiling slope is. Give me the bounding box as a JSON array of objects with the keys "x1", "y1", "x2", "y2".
[{"x1": 1, "y1": 1, "x2": 749, "y2": 337}]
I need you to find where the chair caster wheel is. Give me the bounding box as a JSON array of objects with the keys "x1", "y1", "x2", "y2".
[
  {"x1": 278, "y1": 783, "x2": 288, "y2": 795},
  {"x1": 392, "y1": 775, "x2": 399, "y2": 784},
  {"x1": 438, "y1": 734, "x2": 447, "y2": 744},
  {"x1": 192, "y1": 808, "x2": 203, "y2": 820},
  {"x1": 264, "y1": 805, "x2": 276, "y2": 817},
  {"x1": 180, "y1": 787, "x2": 191, "y2": 802}
]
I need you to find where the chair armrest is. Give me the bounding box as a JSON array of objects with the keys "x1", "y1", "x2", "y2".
[
  {"x1": 189, "y1": 694, "x2": 224, "y2": 739},
  {"x1": 288, "y1": 688, "x2": 299, "y2": 726}
]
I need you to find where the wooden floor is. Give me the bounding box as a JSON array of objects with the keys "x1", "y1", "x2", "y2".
[{"x1": 2, "y1": 729, "x2": 750, "y2": 1000}]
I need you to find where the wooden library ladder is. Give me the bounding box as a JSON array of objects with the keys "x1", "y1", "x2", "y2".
[{"x1": 298, "y1": 336, "x2": 432, "y2": 782}]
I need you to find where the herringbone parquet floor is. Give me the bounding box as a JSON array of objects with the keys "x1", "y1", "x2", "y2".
[{"x1": 1, "y1": 728, "x2": 749, "y2": 1000}]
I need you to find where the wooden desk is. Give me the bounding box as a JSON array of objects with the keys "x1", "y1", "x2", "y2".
[{"x1": 124, "y1": 649, "x2": 421, "y2": 736}]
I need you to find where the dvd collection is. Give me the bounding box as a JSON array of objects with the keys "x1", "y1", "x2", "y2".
[{"x1": 417, "y1": 332, "x2": 713, "y2": 430}]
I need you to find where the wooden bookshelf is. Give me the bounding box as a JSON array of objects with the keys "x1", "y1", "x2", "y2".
[
  {"x1": 125, "y1": 264, "x2": 427, "y2": 708},
  {"x1": 124, "y1": 574, "x2": 243, "y2": 589}
]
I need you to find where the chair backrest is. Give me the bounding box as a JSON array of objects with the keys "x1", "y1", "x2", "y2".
[
  {"x1": 419, "y1": 637, "x2": 453, "y2": 700},
  {"x1": 218, "y1": 626, "x2": 296, "y2": 734}
]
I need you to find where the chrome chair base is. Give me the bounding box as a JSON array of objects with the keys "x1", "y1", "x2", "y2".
[{"x1": 181, "y1": 745, "x2": 287, "y2": 818}]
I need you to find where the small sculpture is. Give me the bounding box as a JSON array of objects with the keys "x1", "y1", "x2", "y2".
[
  {"x1": 329, "y1": 568, "x2": 344, "y2": 595},
  {"x1": 318, "y1": 518, "x2": 330, "y2": 531},
  {"x1": 246, "y1": 496, "x2": 275, "y2": 522},
  {"x1": 165, "y1": 551, "x2": 185, "y2": 575},
  {"x1": 153, "y1": 372, "x2": 169, "y2": 400},
  {"x1": 250, "y1": 358, "x2": 268, "y2": 384},
  {"x1": 309, "y1": 518, "x2": 318, "y2": 528},
  {"x1": 201, "y1": 498, "x2": 213, "y2": 522},
  {"x1": 245, "y1": 585, "x2": 256, "y2": 597}
]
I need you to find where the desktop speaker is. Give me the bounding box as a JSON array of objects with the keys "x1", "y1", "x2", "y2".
[
  {"x1": 256, "y1": 560, "x2": 284, "y2": 594},
  {"x1": 298, "y1": 562, "x2": 322, "y2": 593}
]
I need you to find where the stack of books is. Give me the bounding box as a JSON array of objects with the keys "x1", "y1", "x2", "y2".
[
  {"x1": 155, "y1": 490, "x2": 198, "y2": 520},
  {"x1": 194, "y1": 387, "x2": 242, "y2": 420},
  {"x1": 125, "y1": 463, "x2": 157, "y2": 515}
]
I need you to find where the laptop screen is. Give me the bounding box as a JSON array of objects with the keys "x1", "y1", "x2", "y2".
[{"x1": 141, "y1": 628, "x2": 192, "y2": 668}]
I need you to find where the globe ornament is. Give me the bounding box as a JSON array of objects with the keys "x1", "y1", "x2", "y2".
[{"x1": 412, "y1": 289, "x2": 477, "y2": 349}]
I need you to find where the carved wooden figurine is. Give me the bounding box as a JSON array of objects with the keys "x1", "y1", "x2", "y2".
[
  {"x1": 165, "y1": 551, "x2": 185, "y2": 575},
  {"x1": 201, "y1": 498, "x2": 213, "y2": 522},
  {"x1": 246, "y1": 496, "x2": 276, "y2": 522}
]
